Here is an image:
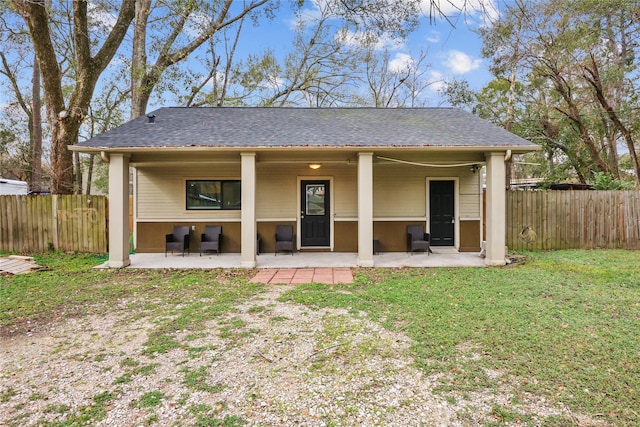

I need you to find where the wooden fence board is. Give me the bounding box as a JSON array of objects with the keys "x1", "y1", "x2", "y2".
[
  {"x1": 0, "y1": 195, "x2": 107, "y2": 253},
  {"x1": 506, "y1": 190, "x2": 640, "y2": 251},
  {"x1": 2, "y1": 192, "x2": 640, "y2": 254}
]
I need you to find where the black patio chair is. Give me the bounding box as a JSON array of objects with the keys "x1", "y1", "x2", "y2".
[
  {"x1": 275, "y1": 225, "x2": 294, "y2": 255},
  {"x1": 165, "y1": 225, "x2": 190, "y2": 257},
  {"x1": 407, "y1": 225, "x2": 430, "y2": 255},
  {"x1": 200, "y1": 225, "x2": 222, "y2": 256}
]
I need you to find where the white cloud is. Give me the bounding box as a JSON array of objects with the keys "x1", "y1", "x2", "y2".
[
  {"x1": 428, "y1": 70, "x2": 446, "y2": 92},
  {"x1": 388, "y1": 53, "x2": 414, "y2": 73},
  {"x1": 286, "y1": 5, "x2": 323, "y2": 31},
  {"x1": 444, "y1": 50, "x2": 481, "y2": 74},
  {"x1": 337, "y1": 29, "x2": 405, "y2": 51},
  {"x1": 426, "y1": 30, "x2": 440, "y2": 43}
]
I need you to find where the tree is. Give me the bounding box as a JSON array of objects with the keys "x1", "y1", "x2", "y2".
[
  {"x1": 166, "y1": 0, "x2": 435, "y2": 109},
  {"x1": 477, "y1": 0, "x2": 640, "y2": 186},
  {"x1": 0, "y1": 5, "x2": 40, "y2": 187},
  {"x1": 11, "y1": 0, "x2": 135, "y2": 194},
  {"x1": 130, "y1": 0, "x2": 272, "y2": 118}
]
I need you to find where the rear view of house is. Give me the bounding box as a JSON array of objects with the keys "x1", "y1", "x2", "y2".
[{"x1": 71, "y1": 107, "x2": 539, "y2": 268}]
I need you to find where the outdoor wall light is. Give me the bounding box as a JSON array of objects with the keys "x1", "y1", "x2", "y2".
[{"x1": 308, "y1": 163, "x2": 322, "y2": 170}]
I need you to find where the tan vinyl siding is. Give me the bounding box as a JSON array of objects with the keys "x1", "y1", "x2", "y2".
[
  {"x1": 255, "y1": 164, "x2": 298, "y2": 218},
  {"x1": 136, "y1": 159, "x2": 481, "y2": 221},
  {"x1": 256, "y1": 163, "x2": 358, "y2": 219},
  {"x1": 332, "y1": 168, "x2": 358, "y2": 218},
  {"x1": 459, "y1": 172, "x2": 482, "y2": 218},
  {"x1": 373, "y1": 164, "x2": 481, "y2": 218},
  {"x1": 136, "y1": 164, "x2": 241, "y2": 220},
  {"x1": 374, "y1": 164, "x2": 426, "y2": 217}
]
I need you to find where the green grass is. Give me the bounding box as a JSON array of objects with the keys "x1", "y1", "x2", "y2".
[
  {"x1": 0, "y1": 253, "x2": 263, "y2": 334},
  {"x1": 180, "y1": 366, "x2": 226, "y2": 393},
  {"x1": 280, "y1": 249, "x2": 640, "y2": 425},
  {"x1": 133, "y1": 391, "x2": 165, "y2": 408}
]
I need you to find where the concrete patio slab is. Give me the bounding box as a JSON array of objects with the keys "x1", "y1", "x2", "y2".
[{"x1": 108, "y1": 251, "x2": 487, "y2": 270}]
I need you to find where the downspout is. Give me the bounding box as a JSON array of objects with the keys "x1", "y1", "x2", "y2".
[
  {"x1": 505, "y1": 149, "x2": 512, "y2": 162},
  {"x1": 101, "y1": 151, "x2": 110, "y2": 164}
]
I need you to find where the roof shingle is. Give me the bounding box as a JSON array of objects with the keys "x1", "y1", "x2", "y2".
[{"x1": 75, "y1": 107, "x2": 538, "y2": 150}]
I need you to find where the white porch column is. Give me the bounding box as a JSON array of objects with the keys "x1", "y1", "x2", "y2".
[
  {"x1": 108, "y1": 153, "x2": 130, "y2": 268},
  {"x1": 241, "y1": 153, "x2": 257, "y2": 268},
  {"x1": 485, "y1": 151, "x2": 507, "y2": 266},
  {"x1": 357, "y1": 152, "x2": 374, "y2": 267}
]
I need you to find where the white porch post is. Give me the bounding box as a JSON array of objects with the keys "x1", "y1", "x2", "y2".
[
  {"x1": 241, "y1": 153, "x2": 257, "y2": 268},
  {"x1": 108, "y1": 153, "x2": 130, "y2": 268},
  {"x1": 485, "y1": 151, "x2": 507, "y2": 266},
  {"x1": 357, "y1": 152, "x2": 374, "y2": 267}
]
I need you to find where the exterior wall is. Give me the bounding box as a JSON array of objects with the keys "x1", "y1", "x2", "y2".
[
  {"x1": 255, "y1": 163, "x2": 358, "y2": 220},
  {"x1": 136, "y1": 221, "x2": 241, "y2": 253},
  {"x1": 373, "y1": 221, "x2": 417, "y2": 252},
  {"x1": 134, "y1": 157, "x2": 482, "y2": 253},
  {"x1": 373, "y1": 163, "x2": 481, "y2": 251},
  {"x1": 136, "y1": 164, "x2": 242, "y2": 220},
  {"x1": 257, "y1": 221, "x2": 295, "y2": 254},
  {"x1": 373, "y1": 163, "x2": 481, "y2": 219},
  {"x1": 459, "y1": 220, "x2": 481, "y2": 252}
]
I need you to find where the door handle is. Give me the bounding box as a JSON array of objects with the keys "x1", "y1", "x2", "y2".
[{"x1": 451, "y1": 218, "x2": 455, "y2": 223}]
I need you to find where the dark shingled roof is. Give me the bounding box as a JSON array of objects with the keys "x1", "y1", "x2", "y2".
[{"x1": 75, "y1": 107, "x2": 538, "y2": 150}]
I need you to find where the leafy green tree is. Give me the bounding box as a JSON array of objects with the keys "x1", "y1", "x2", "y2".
[{"x1": 476, "y1": 0, "x2": 640, "y2": 186}]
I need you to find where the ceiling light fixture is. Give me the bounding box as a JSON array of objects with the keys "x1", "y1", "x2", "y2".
[{"x1": 308, "y1": 163, "x2": 322, "y2": 170}]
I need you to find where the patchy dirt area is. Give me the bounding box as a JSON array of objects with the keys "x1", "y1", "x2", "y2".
[{"x1": 1, "y1": 284, "x2": 588, "y2": 426}]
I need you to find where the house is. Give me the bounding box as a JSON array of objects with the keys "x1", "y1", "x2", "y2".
[{"x1": 71, "y1": 107, "x2": 539, "y2": 268}]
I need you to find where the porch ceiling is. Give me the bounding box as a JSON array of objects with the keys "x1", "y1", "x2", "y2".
[{"x1": 128, "y1": 148, "x2": 489, "y2": 167}]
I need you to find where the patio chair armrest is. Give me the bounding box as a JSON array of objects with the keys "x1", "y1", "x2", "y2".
[{"x1": 165, "y1": 234, "x2": 174, "y2": 242}]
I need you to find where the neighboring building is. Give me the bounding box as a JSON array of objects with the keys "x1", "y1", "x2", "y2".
[
  {"x1": 0, "y1": 178, "x2": 28, "y2": 195},
  {"x1": 71, "y1": 107, "x2": 539, "y2": 268}
]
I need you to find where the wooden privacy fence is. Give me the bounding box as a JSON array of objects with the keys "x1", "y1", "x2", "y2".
[
  {"x1": 2, "y1": 192, "x2": 640, "y2": 254},
  {"x1": 506, "y1": 190, "x2": 640, "y2": 251},
  {"x1": 0, "y1": 195, "x2": 107, "y2": 253}
]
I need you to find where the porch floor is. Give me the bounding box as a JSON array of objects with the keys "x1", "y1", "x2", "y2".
[{"x1": 119, "y1": 251, "x2": 486, "y2": 269}]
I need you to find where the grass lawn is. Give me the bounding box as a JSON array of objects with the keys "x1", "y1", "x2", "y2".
[
  {"x1": 282, "y1": 250, "x2": 640, "y2": 425},
  {"x1": 1, "y1": 250, "x2": 639, "y2": 425}
]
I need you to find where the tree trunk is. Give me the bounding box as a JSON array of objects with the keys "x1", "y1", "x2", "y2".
[
  {"x1": 30, "y1": 54, "x2": 43, "y2": 193},
  {"x1": 12, "y1": 0, "x2": 135, "y2": 194},
  {"x1": 131, "y1": 0, "x2": 152, "y2": 119},
  {"x1": 49, "y1": 117, "x2": 81, "y2": 194},
  {"x1": 583, "y1": 55, "x2": 640, "y2": 186},
  {"x1": 85, "y1": 153, "x2": 95, "y2": 195},
  {"x1": 74, "y1": 151, "x2": 82, "y2": 195}
]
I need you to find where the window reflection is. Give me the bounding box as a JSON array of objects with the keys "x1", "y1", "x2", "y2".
[
  {"x1": 186, "y1": 180, "x2": 241, "y2": 210},
  {"x1": 306, "y1": 184, "x2": 325, "y2": 215}
]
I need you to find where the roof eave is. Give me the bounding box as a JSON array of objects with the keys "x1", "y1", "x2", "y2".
[{"x1": 69, "y1": 144, "x2": 540, "y2": 154}]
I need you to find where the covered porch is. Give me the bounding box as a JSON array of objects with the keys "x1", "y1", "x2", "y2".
[{"x1": 70, "y1": 108, "x2": 539, "y2": 270}]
